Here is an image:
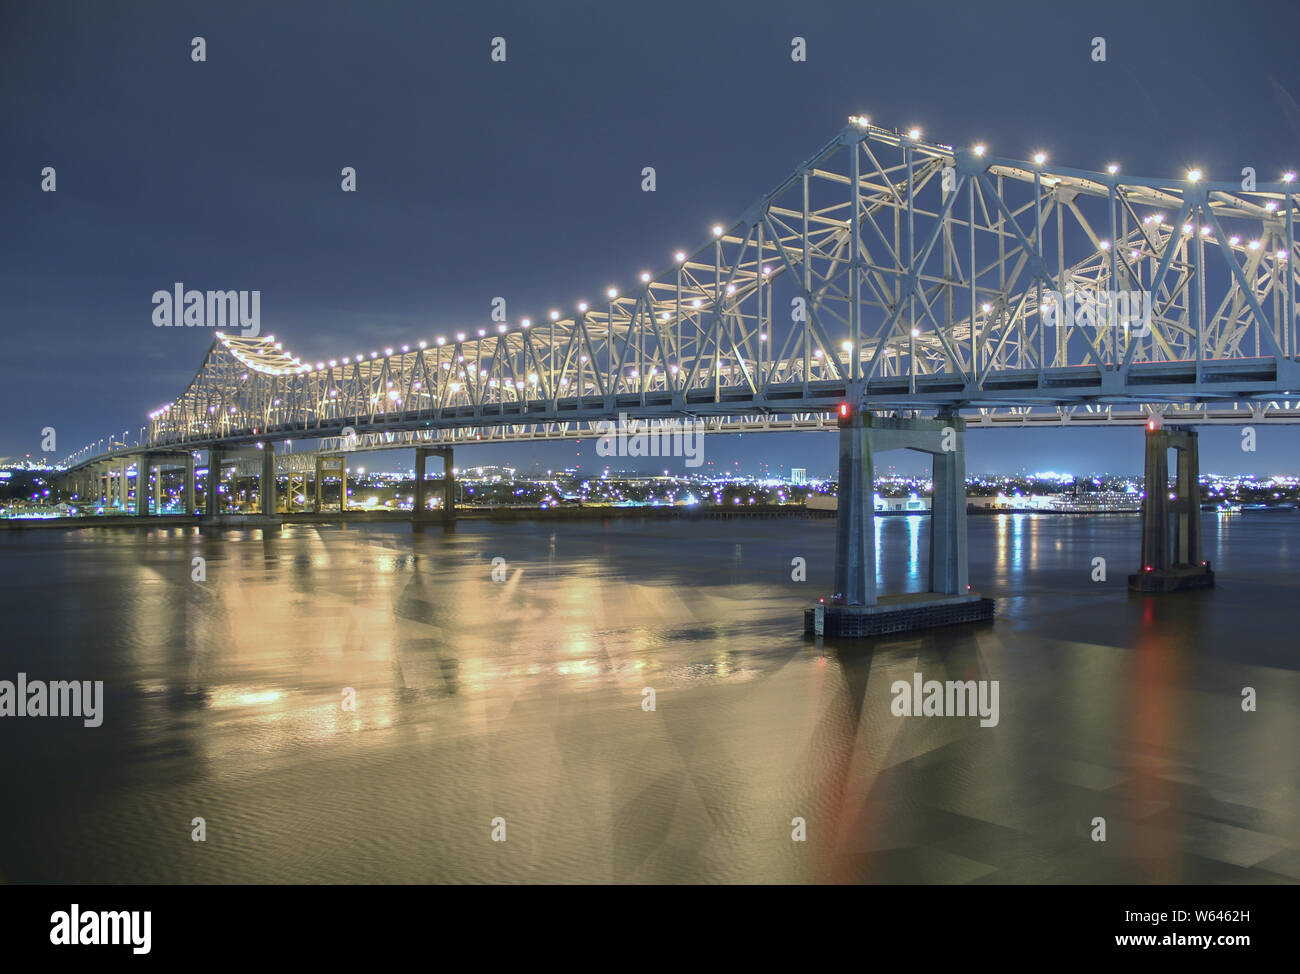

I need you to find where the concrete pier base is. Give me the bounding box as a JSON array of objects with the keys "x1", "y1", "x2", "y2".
[
  {"x1": 805, "y1": 592, "x2": 996, "y2": 638},
  {"x1": 1129, "y1": 424, "x2": 1214, "y2": 593},
  {"x1": 1128, "y1": 563, "x2": 1215, "y2": 592}
]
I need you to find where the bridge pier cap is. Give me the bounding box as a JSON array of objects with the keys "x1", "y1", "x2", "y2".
[{"x1": 838, "y1": 404, "x2": 967, "y2": 438}]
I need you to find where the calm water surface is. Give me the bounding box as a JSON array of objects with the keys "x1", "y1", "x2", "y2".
[{"x1": 1, "y1": 513, "x2": 1297, "y2": 883}]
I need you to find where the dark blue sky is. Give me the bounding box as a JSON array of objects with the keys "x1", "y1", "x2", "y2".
[{"x1": 4, "y1": 0, "x2": 1300, "y2": 475}]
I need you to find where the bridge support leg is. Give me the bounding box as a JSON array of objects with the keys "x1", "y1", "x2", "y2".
[
  {"x1": 118, "y1": 459, "x2": 129, "y2": 512},
  {"x1": 137, "y1": 456, "x2": 152, "y2": 517},
  {"x1": 314, "y1": 454, "x2": 324, "y2": 512},
  {"x1": 1129, "y1": 425, "x2": 1214, "y2": 592},
  {"x1": 206, "y1": 450, "x2": 223, "y2": 517},
  {"x1": 413, "y1": 448, "x2": 430, "y2": 522},
  {"x1": 808, "y1": 410, "x2": 992, "y2": 638},
  {"x1": 833, "y1": 410, "x2": 875, "y2": 605},
  {"x1": 259, "y1": 444, "x2": 276, "y2": 514},
  {"x1": 152, "y1": 459, "x2": 163, "y2": 514},
  {"x1": 441, "y1": 448, "x2": 455, "y2": 523},
  {"x1": 929, "y1": 424, "x2": 969, "y2": 596},
  {"x1": 184, "y1": 454, "x2": 195, "y2": 516}
]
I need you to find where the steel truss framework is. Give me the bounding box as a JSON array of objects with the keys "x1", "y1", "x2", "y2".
[{"x1": 63, "y1": 120, "x2": 1300, "y2": 472}]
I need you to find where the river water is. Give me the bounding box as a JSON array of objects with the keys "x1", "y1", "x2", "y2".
[{"x1": 0, "y1": 513, "x2": 1296, "y2": 883}]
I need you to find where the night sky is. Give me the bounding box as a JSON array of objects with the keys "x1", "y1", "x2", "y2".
[{"x1": 4, "y1": 0, "x2": 1300, "y2": 476}]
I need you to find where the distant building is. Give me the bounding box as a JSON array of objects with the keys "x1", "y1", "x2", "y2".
[
  {"x1": 875, "y1": 492, "x2": 929, "y2": 512},
  {"x1": 791, "y1": 468, "x2": 807, "y2": 485}
]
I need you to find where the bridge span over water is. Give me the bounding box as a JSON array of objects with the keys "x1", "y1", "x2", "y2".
[
  {"x1": 62, "y1": 118, "x2": 1300, "y2": 468},
  {"x1": 54, "y1": 120, "x2": 1300, "y2": 618}
]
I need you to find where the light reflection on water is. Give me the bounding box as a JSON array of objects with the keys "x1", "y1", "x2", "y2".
[{"x1": 0, "y1": 513, "x2": 1297, "y2": 883}]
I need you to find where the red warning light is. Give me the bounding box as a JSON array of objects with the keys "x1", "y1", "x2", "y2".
[
  {"x1": 1147, "y1": 419, "x2": 1157, "y2": 431},
  {"x1": 839, "y1": 403, "x2": 850, "y2": 418}
]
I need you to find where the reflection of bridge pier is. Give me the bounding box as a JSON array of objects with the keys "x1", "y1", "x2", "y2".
[
  {"x1": 413, "y1": 447, "x2": 455, "y2": 523},
  {"x1": 1129, "y1": 424, "x2": 1214, "y2": 592},
  {"x1": 808, "y1": 407, "x2": 994, "y2": 638}
]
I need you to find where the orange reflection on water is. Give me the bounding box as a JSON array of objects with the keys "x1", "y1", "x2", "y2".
[{"x1": 1124, "y1": 596, "x2": 1180, "y2": 881}]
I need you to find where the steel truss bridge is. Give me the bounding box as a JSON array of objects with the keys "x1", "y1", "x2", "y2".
[{"x1": 62, "y1": 118, "x2": 1300, "y2": 474}]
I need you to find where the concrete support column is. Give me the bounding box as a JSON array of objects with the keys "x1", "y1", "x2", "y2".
[
  {"x1": 1173, "y1": 430, "x2": 1202, "y2": 567},
  {"x1": 206, "y1": 449, "x2": 223, "y2": 517},
  {"x1": 929, "y1": 428, "x2": 969, "y2": 595},
  {"x1": 118, "y1": 459, "x2": 129, "y2": 511},
  {"x1": 414, "y1": 448, "x2": 429, "y2": 520},
  {"x1": 833, "y1": 410, "x2": 876, "y2": 606},
  {"x1": 259, "y1": 444, "x2": 276, "y2": 514},
  {"x1": 441, "y1": 448, "x2": 455, "y2": 522},
  {"x1": 314, "y1": 454, "x2": 324, "y2": 512},
  {"x1": 1139, "y1": 429, "x2": 1170, "y2": 571},
  {"x1": 184, "y1": 454, "x2": 196, "y2": 515},
  {"x1": 152, "y1": 459, "x2": 163, "y2": 514},
  {"x1": 137, "y1": 456, "x2": 152, "y2": 517}
]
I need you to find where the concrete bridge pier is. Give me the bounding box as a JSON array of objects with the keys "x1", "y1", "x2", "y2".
[
  {"x1": 1129, "y1": 425, "x2": 1214, "y2": 592},
  {"x1": 199, "y1": 445, "x2": 280, "y2": 527},
  {"x1": 313, "y1": 454, "x2": 346, "y2": 512},
  {"x1": 259, "y1": 444, "x2": 276, "y2": 515},
  {"x1": 205, "y1": 449, "x2": 224, "y2": 517},
  {"x1": 414, "y1": 446, "x2": 455, "y2": 524},
  {"x1": 808, "y1": 408, "x2": 993, "y2": 638},
  {"x1": 135, "y1": 451, "x2": 196, "y2": 517},
  {"x1": 118, "y1": 459, "x2": 131, "y2": 513},
  {"x1": 137, "y1": 454, "x2": 153, "y2": 517}
]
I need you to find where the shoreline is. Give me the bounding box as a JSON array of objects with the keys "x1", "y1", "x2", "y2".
[{"x1": 0, "y1": 503, "x2": 1168, "y2": 531}]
